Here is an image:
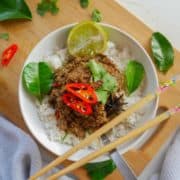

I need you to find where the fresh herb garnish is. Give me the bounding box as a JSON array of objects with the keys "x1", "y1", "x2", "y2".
[
  {"x1": 0, "y1": 33, "x2": 9, "y2": 41},
  {"x1": 101, "y1": 73, "x2": 117, "y2": 92},
  {"x1": 37, "y1": 0, "x2": 59, "y2": 16},
  {"x1": 85, "y1": 159, "x2": 116, "y2": 180},
  {"x1": 80, "y1": 0, "x2": 89, "y2": 8},
  {"x1": 125, "y1": 60, "x2": 145, "y2": 95},
  {"x1": 61, "y1": 132, "x2": 68, "y2": 142},
  {"x1": 23, "y1": 62, "x2": 53, "y2": 101},
  {"x1": 91, "y1": 9, "x2": 102, "y2": 22},
  {"x1": 151, "y1": 32, "x2": 174, "y2": 72},
  {"x1": 95, "y1": 88, "x2": 109, "y2": 104},
  {"x1": 0, "y1": 0, "x2": 32, "y2": 21},
  {"x1": 87, "y1": 59, "x2": 106, "y2": 81},
  {"x1": 87, "y1": 60, "x2": 117, "y2": 104}
]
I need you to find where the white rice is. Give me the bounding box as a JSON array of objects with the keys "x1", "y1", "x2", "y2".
[{"x1": 37, "y1": 41, "x2": 144, "y2": 149}]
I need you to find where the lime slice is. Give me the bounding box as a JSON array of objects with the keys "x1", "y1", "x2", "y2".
[{"x1": 67, "y1": 21, "x2": 108, "y2": 57}]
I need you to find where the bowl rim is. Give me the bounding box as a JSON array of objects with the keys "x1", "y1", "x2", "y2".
[{"x1": 18, "y1": 22, "x2": 159, "y2": 161}]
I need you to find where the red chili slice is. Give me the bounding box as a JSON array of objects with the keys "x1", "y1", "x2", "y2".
[
  {"x1": 1, "y1": 44, "x2": 18, "y2": 66},
  {"x1": 66, "y1": 83, "x2": 97, "y2": 104},
  {"x1": 62, "y1": 93, "x2": 92, "y2": 115}
]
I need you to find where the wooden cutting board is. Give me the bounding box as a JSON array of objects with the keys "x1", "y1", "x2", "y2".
[{"x1": 0, "y1": 0, "x2": 179, "y2": 179}]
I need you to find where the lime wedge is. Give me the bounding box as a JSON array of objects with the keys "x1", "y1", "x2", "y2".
[{"x1": 67, "y1": 21, "x2": 108, "y2": 57}]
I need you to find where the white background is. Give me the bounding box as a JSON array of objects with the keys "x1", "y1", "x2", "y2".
[{"x1": 116, "y1": 0, "x2": 180, "y2": 50}]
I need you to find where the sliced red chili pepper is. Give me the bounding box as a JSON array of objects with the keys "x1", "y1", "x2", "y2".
[
  {"x1": 62, "y1": 93, "x2": 92, "y2": 115},
  {"x1": 1, "y1": 44, "x2": 18, "y2": 66},
  {"x1": 66, "y1": 83, "x2": 97, "y2": 104}
]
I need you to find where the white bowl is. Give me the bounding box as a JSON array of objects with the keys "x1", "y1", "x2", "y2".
[{"x1": 19, "y1": 23, "x2": 159, "y2": 162}]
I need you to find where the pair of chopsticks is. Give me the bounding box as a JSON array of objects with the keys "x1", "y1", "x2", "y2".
[{"x1": 30, "y1": 74, "x2": 180, "y2": 180}]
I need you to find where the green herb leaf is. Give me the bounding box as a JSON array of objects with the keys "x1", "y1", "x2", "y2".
[
  {"x1": 37, "y1": 0, "x2": 59, "y2": 16},
  {"x1": 23, "y1": 62, "x2": 53, "y2": 101},
  {"x1": 61, "y1": 132, "x2": 68, "y2": 142},
  {"x1": 0, "y1": 33, "x2": 9, "y2": 40},
  {"x1": 0, "y1": 0, "x2": 32, "y2": 21},
  {"x1": 125, "y1": 60, "x2": 145, "y2": 95},
  {"x1": 88, "y1": 60, "x2": 117, "y2": 104},
  {"x1": 95, "y1": 89, "x2": 109, "y2": 105},
  {"x1": 101, "y1": 73, "x2": 117, "y2": 92},
  {"x1": 92, "y1": 9, "x2": 102, "y2": 22},
  {"x1": 151, "y1": 32, "x2": 174, "y2": 72},
  {"x1": 80, "y1": 0, "x2": 89, "y2": 8},
  {"x1": 87, "y1": 59, "x2": 106, "y2": 81},
  {"x1": 85, "y1": 160, "x2": 116, "y2": 180}
]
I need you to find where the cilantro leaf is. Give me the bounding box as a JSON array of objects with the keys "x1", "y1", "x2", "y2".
[
  {"x1": 88, "y1": 60, "x2": 117, "y2": 104},
  {"x1": 92, "y1": 9, "x2": 102, "y2": 22},
  {"x1": 95, "y1": 89, "x2": 109, "y2": 105},
  {"x1": 102, "y1": 73, "x2": 117, "y2": 92},
  {"x1": 80, "y1": 0, "x2": 89, "y2": 8},
  {"x1": 37, "y1": 0, "x2": 59, "y2": 16},
  {"x1": 87, "y1": 59, "x2": 106, "y2": 81},
  {"x1": 0, "y1": 33, "x2": 9, "y2": 40}
]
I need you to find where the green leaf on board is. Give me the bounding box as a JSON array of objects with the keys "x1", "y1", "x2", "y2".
[
  {"x1": 92, "y1": 9, "x2": 102, "y2": 22},
  {"x1": 0, "y1": 0, "x2": 32, "y2": 21},
  {"x1": 0, "y1": 33, "x2": 9, "y2": 40},
  {"x1": 151, "y1": 32, "x2": 174, "y2": 72},
  {"x1": 37, "y1": 0, "x2": 59, "y2": 16},
  {"x1": 80, "y1": 0, "x2": 89, "y2": 8}
]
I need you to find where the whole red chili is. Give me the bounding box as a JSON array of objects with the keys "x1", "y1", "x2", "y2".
[
  {"x1": 66, "y1": 83, "x2": 97, "y2": 104},
  {"x1": 62, "y1": 93, "x2": 92, "y2": 115},
  {"x1": 1, "y1": 44, "x2": 18, "y2": 66}
]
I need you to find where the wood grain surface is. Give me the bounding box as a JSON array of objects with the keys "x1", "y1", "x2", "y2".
[{"x1": 0, "y1": 0, "x2": 179, "y2": 179}]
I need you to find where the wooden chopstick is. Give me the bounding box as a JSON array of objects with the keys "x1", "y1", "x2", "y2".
[
  {"x1": 29, "y1": 75, "x2": 179, "y2": 180},
  {"x1": 29, "y1": 93, "x2": 155, "y2": 180},
  {"x1": 49, "y1": 105, "x2": 179, "y2": 179}
]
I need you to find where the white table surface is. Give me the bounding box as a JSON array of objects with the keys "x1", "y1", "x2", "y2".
[{"x1": 116, "y1": 0, "x2": 180, "y2": 50}]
